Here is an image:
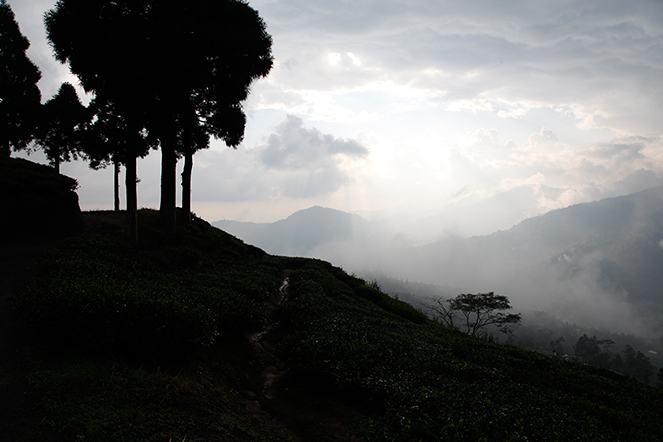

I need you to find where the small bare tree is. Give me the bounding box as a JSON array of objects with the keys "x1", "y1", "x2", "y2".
[
  {"x1": 423, "y1": 296, "x2": 459, "y2": 329},
  {"x1": 424, "y1": 292, "x2": 521, "y2": 336}
]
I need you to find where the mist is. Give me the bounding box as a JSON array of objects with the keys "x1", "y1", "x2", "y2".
[{"x1": 281, "y1": 187, "x2": 663, "y2": 340}]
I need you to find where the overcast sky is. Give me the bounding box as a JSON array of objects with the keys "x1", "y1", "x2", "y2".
[{"x1": 9, "y1": 0, "x2": 663, "y2": 234}]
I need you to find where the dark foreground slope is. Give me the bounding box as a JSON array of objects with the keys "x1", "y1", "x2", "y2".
[
  {"x1": 5, "y1": 211, "x2": 663, "y2": 441},
  {"x1": 0, "y1": 156, "x2": 84, "y2": 241}
]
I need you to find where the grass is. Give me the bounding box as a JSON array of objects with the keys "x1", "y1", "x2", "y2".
[{"x1": 9, "y1": 209, "x2": 663, "y2": 441}]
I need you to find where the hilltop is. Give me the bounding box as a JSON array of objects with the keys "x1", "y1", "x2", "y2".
[{"x1": 1, "y1": 158, "x2": 663, "y2": 441}]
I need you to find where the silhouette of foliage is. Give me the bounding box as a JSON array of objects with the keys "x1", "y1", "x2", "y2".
[
  {"x1": 45, "y1": 0, "x2": 273, "y2": 233},
  {"x1": 573, "y1": 334, "x2": 615, "y2": 369},
  {"x1": 84, "y1": 97, "x2": 158, "y2": 229},
  {"x1": 0, "y1": 0, "x2": 42, "y2": 156},
  {"x1": 621, "y1": 344, "x2": 654, "y2": 384},
  {"x1": 34, "y1": 82, "x2": 90, "y2": 173},
  {"x1": 0, "y1": 156, "x2": 83, "y2": 238},
  {"x1": 424, "y1": 292, "x2": 522, "y2": 335}
]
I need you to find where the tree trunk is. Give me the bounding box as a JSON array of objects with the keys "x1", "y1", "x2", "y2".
[
  {"x1": 159, "y1": 137, "x2": 177, "y2": 236},
  {"x1": 181, "y1": 149, "x2": 193, "y2": 225},
  {"x1": 125, "y1": 151, "x2": 138, "y2": 243},
  {"x1": 114, "y1": 160, "x2": 120, "y2": 212}
]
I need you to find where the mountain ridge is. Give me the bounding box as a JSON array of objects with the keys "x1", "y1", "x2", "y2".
[
  {"x1": 214, "y1": 205, "x2": 370, "y2": 256},
  {"x1": 213, "y1": 187, "x2": 663, "y2": 335}
]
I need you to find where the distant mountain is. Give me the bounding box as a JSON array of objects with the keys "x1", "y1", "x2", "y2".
[
  {"x1": 213, "y1": 206, "x2": 370, "y2": 256},
  {"x1": 213, "y1": 189, "x2": 663, "y2": 333},
  {"x1": 362, "y1": 187, "x2": 663, "y2": 333},
  {"x1": 426, "y1": 186, "x2": 663, "y2": 289}
]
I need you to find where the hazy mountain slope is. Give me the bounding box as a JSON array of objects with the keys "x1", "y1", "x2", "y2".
[
  {"x1": 235, "y1": 188, "x2": 662, "y2": 335},
  {"x1": 214, "y1": 205, "x2": 371, "y2": 256},
  {"x1": 365, "y1": 187, "x2": 663, "y2": 334}
]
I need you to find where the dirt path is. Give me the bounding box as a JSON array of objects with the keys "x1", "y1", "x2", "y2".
[{"x1": 245, "y1": 277, "x2": 304, "y2": 440}]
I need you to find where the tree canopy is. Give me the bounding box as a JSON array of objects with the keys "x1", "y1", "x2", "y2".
[
  {"x1": 424, "y1": 292, "x2": 522, "y2": 336},
  {"x1": 0, "y1": 0, "x2": 42, "y2": 156},
  {"x1": 34, "y1": 82, "x2": 89, "y2": 173},
  {"x1": 45, "y1": 0, "x2": 273, "y2": 233},
  {"x1": 573, "y1": 334, "x2": 614, "y2": 369}
]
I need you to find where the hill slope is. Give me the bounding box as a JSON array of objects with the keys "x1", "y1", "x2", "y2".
[
  {"x1": 4, "y1": 210, "x2": 663, "y2": 441},
  {"x1": 283, "y1": 188, "x2": 663, "y2": 335},
  {"x1": 0, "y1": 156, "x2": 84, "y2": 240}
]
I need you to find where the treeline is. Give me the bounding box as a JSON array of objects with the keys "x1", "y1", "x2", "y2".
[
  {"x1": 1, "y1": 0, "x2": 273, "y2": 241},
  {"x1": 546, "y1": 334, "x2": 657, "y2": 384},
  {"x1": 369, "y1": 273, "x2": 662, "y2": 385},
  {"x1": 507, "y1": 313, "x2": 662, "y2": 386}
]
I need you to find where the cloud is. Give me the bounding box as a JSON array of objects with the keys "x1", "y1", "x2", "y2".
[
  {"x1": 191, "y1": 115, "x2": 369, "y2": 202},
  {"x1": 251, "y1": 0, "x2": 663, "y2": 136},
  {"x1": 10, "y1": 0, "x2": 663, "y2": 232},
  {"x1": 444, "y1": 127, "x2": 663, "y2": 220},
  {"x1": 260, "y1": 115, "x2": 368, "y2": 170}
]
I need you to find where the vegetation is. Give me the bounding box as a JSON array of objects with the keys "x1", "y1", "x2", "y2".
[
  {"x1": 7, "y1": 208, "x2": 663, "y2": 441},
  {"x1": 33, "y1": 82, "x2": 89, "y2": 173},
  {"x1": 0, "y1": 0, "x2": 42, "y2": 157},
  {"x1": 0, "y1": 156, "x2": 83, "y2": 239},
  {"x1": 45, "y1": 0, "x2": 273, "y2": 235},
  {"x1": 423, "y1": 292, "x2": 522, "y2": 336},
  {"x1": 571, "y1": 335, "x2": 655, "y2": 384}
]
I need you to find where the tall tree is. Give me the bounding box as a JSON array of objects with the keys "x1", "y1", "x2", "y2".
[
  {"x1": 573, "y1": 334, "x2": 614, "y2": 369},
  {"x1": 84, "y1": 97, "x2": 157, "y2": 240},
  {"x1": 0, "y1": 0, "x2": 41, "y2": 156},
  {"x1": 622, "y1": 344, "x2": 654, "y2": 384},
  {"x1": 45, "y1": 0, "x2": 160, "y2": 240},
  {"x1": 34, "y1": 82, "x2": 88, "y2": 173},
  {"x1": 45, "y1": 0, "x2": 273, "y2": 236}
]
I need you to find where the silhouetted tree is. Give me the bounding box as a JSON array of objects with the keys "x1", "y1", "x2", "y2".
[
  {"x1": 573, "y1": 334, "x2": 614, "y2": 369},
  {"x1": 0, "y1": 0, "x2": 41, "y2": 156},
  {"x1": 84, "y1": 97, "x2": 157, "y2": 240},
  {"x1": 45, "y1": 0, "x2": 273, "y2": 236},
  {"x1": 612, "y1": 353, "x2": 626, "y2": 374},
  {"x1": 656, "y1": 367, "x2": 663, "y2": 389},
  {"x1": 423, "y1": 295, "x2": 458, "y2": 329},
  {"x1": 550, "y1": 336, "x2": 565, "y2": 356},
  {"x1": 622, "y1": 344, "x2": 654, "y2": 384},
  {"x1": 425, "y1": 292, "x2": 521, "y2": 336},
  {"x1": 34, "y1": 82, "x2": 89, "y2": 173}
]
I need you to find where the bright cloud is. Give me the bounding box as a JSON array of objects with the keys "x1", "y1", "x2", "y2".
[{"x1": 7, "y1": 0, "x2": 663, "y2": 231}]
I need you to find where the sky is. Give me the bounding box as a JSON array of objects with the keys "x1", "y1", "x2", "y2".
[{"x1": 9, "y1": 0, "x2": 663, "y2": 237}]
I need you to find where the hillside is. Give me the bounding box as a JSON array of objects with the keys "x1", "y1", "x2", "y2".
[
  {"x1": 247, "y1": 188, "x2": 663, "y2": 336},
  {"x1": 2, "y1": 207, "x2": 663, "y2": 441},
  {"x1": 0, "y1": 156, "x2": 84, "y2": 241},
  {"x1": 389, "y1": 188, "x2": 663, "y2": 326}
]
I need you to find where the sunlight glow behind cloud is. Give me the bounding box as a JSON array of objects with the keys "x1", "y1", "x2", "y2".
[{"x1": 8, "y1": 0, "x2": 663, "y2": 235}]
